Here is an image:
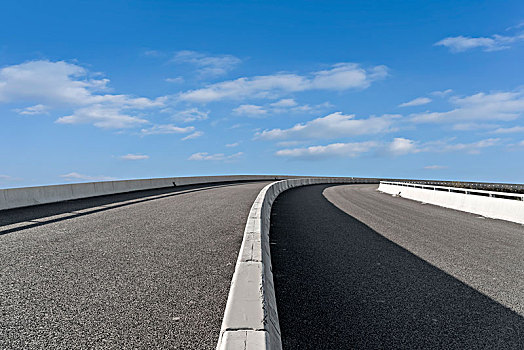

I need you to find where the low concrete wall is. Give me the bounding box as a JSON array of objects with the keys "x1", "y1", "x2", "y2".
[
  {"x1": 378, "y1": 182, "x2": 524, "y2": 225},
  {"x1": 0, "y1": 175, "x2": 288, "y2": 211},
  {"x1": 216, "y1": 177, "x2": 378, "y2": 350}
]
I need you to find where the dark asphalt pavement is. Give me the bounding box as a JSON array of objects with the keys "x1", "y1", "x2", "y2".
[
  {"x1": 0, "y1": 181, "x2": 270, "y2": 349},
  {"x1": 270, "y1": 184, "x2": 524, "y2": 349}
]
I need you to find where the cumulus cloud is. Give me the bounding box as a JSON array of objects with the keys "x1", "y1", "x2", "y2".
[
  {"x1": 120, "y1": 154, "x2": 149, "y2": 160},
  {"x1": 14, "y1": 104, "x2": 49, "y2": 115},
  {"x1": 172, "y1": 50, "x2": 241, "y2": 77},
  {"x1": 431, "y1": 89, "x2": 453, "y2": 97},
  {"x1": 399, "y1": 97, "x2": 432, "y2": 107},
  {"x1": 276, "y1": 137, "x2": 500, "y2": 160},
  {"x1": 171, "y1": 107, "x2": 209, "y2": 122},
  {"x1": 226, "y1": 142, "x2": 240, "y2": 147},
  {"x1": 492, "y1": 126, "x2": 524, "y2": 134},
  {"x1": 388, "y1": 137, "x2": 500, "y2": 155},
  {"x1": 388, "y1": 137, "x2": 419, "y2": 155},
  {"x1": 411, "y1": 90, "x2": 524, "y2": 126},
  {"x1": 233, "y1": 104, "x2": 267, "y2": 117},
  {"x1": 140, "y1": 124, "x2": 194, "y2": 135},
  {"x1": 188, "y1": 152, "x2": 243, "y2": 161},
  {"x1": 451, "y1": 123, "x2": 499, "y2": 131},
  {"x1": 59, "y1": 172, "x2": 116, "y2": 181},
  {"x1": 275, "y1": 141, "x2": 377, "y2": 159},
  {"x1": 435, "y1": 33, "x2": 524, "y2": 52},
  {"x1": 270, "y1": 99, "x2": 298, "y2": 107},
  {"x1": 256, "y1": 112, "x2": 397, "y2": 140},
  {"x1": 56, "y1": 104, "x2": 149, "y2": 129},
  {"x1": 0, "y1": 60, "x2": 166, "y2": 129},
  {"x1": 178, "y1": 63, "x2": 388, "y2": 103}
]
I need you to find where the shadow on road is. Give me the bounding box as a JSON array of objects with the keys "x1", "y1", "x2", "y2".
[
  {"x1": 270, "y1": 184, "x2": 524, "y2": 349},
  {"x1": 0, "y1": 181, "x2": 261, "y2": 236}
]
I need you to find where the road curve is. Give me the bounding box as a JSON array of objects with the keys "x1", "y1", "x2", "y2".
[
  {"x1": 0, "y1": 181, "x2": 271, "y2": 349},
  {"x1": 270, "y1": 184, "x2": 524, "y2": 349}
]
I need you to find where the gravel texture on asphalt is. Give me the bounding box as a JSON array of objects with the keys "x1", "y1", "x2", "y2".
[
  {"x1": 270, "y1": 184, "x2": 524, "y2": 349},
  {"x1": 0, "y1": 181, "x2": 270, "y2": 350}
]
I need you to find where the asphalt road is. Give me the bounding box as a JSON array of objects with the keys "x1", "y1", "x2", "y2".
[
  {"x1": 0, "y1": 181, "x2": 270, "y2": 350},
  {"x1": 270, "y1": 184, "x2": 524, "y2": 349}
]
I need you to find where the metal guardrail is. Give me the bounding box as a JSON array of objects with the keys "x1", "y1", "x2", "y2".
[
  {"x1": 382, "y1": 179, "x2": 524, "y2": 194},
  {"x1": 381, "y1": 181, "x2": 524, "y2": 201}
]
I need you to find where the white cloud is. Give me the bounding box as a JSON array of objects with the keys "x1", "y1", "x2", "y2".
[
  {"x1": 14, "y1": 104, "x2": 49, "y2": 115},
  {"x1": 391, "y1": 137, "x2": 500, "y2": 155},
  {"x1": 256, "y1": 112, "x2": 397, "y2": 140},
  {"x1": 172, "y1": 50, "x2": 241, "y2": 77},
  {"x1": 411, "y1": 90, "x2": 524, "y2": 125},
  {"x1": 60, "y1": 172, "x2": 116, "y2": 181},
  {"x1": 0, "y1": 60, "x2": 166, "y2": 129},
  {"x1": 181, "y1": 131, "x2": 203, "y2": 140},
  {"x1": 276, "y1": 141, "x2": 377, "y2": 159},
  {"x1": 270, "y1": 98, "x2": 297, "y2": 107},
  {"x1": 431, "y1": 89, "x2": 453, "y2": 97},
  {"x1": 399, "y1": 97, "x2": 432, "y2": 107},
  {"x1": 143, "y1": 50, "x2": 163, "y2": 57},
  {"x1": 0, "y1": 60, "x2": 107, "y2": 104},
  {"x1": 276, "y1": 140, "x2": 304, "y2": 147},
  {"x1": 492, "y1": 126, "x2": 524, "y2": 134},
  {"x1": 424, "y1": 165, "x2": 447, "y2": 170},
  {"x1": 140, "y1": 124, "x2": 194, "y2": 135},
  {"x1": 165, "y1": 77, "x2": 184, "y2": 83},
  {"x1": 178, "y1": 63, "x2": 388, "y2": 103},
  {"x1": 233, "y1": 104, "x2": 267, "y2": 117},
  {"x1": 388, "y1": 137, "x2": 419, "y2": 155},
  {"x1": 274, "y1": 137, "x2": 500, "y2": 160},
  {"x1": 120, "y1": 154, "x2": 149, "y2": 160},
  {"x1": 188, "y1": 152, "x2": 243, "y2": 161},
  {"x1": 226, "y1": 142, "x2": 240, "y2": 147},
  {"x1": 435, "y1": 33, "x2": 524, "y2": 52},
  {"x1": 56, "y1": 104, "x2": 149, "y2": 129},
  {"x1": 453, "y1": 123, "x2": 502, "y2": 131},
  {"x1": 171, "y1": 107, "x2": 209, "y2": 122},
  {"x1": 519, "y1": 140, "x2": 524, "y2": 146}
]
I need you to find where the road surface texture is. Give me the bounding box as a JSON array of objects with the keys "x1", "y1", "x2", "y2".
[
  {"x1": 270, "y1": 184, "x2": 524, "y2": 349},
  {"x1": 0, "y1": 181, "x2": 270, "y2": 349}
]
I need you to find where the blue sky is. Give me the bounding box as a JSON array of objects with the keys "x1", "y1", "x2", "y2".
[{"x1": 1, "y1": 0, "x2": 524, "y2": 188}]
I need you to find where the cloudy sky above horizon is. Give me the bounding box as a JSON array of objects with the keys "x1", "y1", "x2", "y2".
[{"x1": 1, "y1": 0, "x2": 524, "y2": 187}]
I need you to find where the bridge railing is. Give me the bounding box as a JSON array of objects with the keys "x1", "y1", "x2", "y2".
[
  {"x1": 380, "y1": 181, "x2": 524, "y2": 201},
  {"x1": 384, "y1": 179, "x2": 524, "y2": 194}
]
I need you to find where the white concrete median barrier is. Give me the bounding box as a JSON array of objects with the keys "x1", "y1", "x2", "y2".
[{"x1": 216, "y1": 177, "x2": 378, "y2": 350}]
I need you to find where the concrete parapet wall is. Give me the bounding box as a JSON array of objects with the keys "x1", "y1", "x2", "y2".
[
  {"x1": 0, "y1": 175, "x2": 288, "y2": 211},
  {"x1": 378, "y1": 182, "x2": 524, "y2": 225},
  {"x1": 216, "y1": 177, "x2": 377, "y2": 350}
]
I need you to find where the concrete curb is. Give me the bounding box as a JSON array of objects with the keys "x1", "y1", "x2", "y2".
[
  {"x1": 378, "y1": 181, "x2": 524, "y2": 225},
  {"x1": 216, "y1": 177, "x2": 378, "y2": 350}
]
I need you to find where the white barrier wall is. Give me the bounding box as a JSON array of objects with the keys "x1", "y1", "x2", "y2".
[
  {"x1": 216, "y1": 177, "x2": 377, "y2": 350},
  {"x1": 378, "y1": 182, "x2": 524, "y2": 225},
  {"x1": 0, "y1": 175, "x2": 287, "y2": 211}
]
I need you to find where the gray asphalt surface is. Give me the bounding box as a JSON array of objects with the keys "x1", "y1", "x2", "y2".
[
  {"x1": 0, "y1": 181, "x2": 270, "y2": 349},
  {"x1": 270, "y1": 184, "x2": 524, "y2": 349}
]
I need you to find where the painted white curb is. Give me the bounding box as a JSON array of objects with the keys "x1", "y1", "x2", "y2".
[
  {"x1": 378, "y1": 181, "x2": 524, "y2": 225},
  {"x1": 216, "y1": 177, "x2": 377, "y2": 350}
]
